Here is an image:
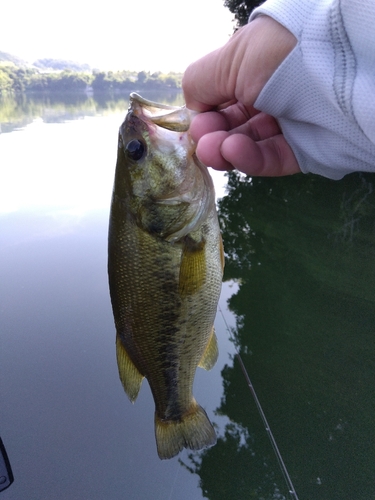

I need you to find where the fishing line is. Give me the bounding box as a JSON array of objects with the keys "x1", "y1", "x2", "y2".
[
  {"x1": 218, "y1": 304, "x2": 300, "y2": 500},
  {"x1": 166, "y1": 461, "x2": 180, "y2": 500}
]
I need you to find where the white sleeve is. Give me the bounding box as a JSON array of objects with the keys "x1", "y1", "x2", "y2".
[{"x1": 249, "y1": 0, "x2": 375, "y2": 179}]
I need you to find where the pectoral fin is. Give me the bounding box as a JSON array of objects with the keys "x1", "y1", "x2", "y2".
[
  {"x1": 116, "y1": 333, "x2": 144, "y2": 403},
  {"x1": 178, "y1": 235, "x2": 206, "y2": 297},
  {"x1": 198, "y1": 327, "x2": 219, "y2": 370}
]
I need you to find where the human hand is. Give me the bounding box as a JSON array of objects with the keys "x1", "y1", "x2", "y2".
[{"x1": 183, "y1": 16, "x2": 301, "y2": 176}]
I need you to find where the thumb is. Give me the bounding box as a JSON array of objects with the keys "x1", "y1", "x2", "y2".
[{"x1": 182, "y1": 17, "x2": 296, "y2": 112}]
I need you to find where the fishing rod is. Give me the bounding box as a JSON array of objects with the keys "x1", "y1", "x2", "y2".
[{"x1": 218, "y1": 305, "x2": 300, "y2": 500}]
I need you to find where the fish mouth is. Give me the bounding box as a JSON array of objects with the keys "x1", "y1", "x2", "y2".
[{"x1": 129, "y1": 92, "x2": 197, "y2": 132}]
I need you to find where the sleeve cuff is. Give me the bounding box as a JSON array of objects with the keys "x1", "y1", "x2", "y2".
[{"x1": 249, "y1": 0, "x2": 324, "y2": 39}]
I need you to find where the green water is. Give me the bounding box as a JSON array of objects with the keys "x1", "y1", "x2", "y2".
[
  {"x1": 201, "y1": 172, "x2": 375, "y2": 499},
  {"x1": 0, "y1": 92, "x2": 374, "y2": 499}
]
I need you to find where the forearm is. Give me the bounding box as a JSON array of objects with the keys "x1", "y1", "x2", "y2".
[{"x1": 250, "y1": 0, "x2": 375, "y2": 179}]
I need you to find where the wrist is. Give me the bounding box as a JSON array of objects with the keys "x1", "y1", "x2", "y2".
[{"x1": 230, "y1": 16, "x2": 296, "y2": 105}]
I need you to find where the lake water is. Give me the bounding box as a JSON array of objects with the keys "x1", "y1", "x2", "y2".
[{"x1": 0, "y1": 91, "x2": 374, "y2": 500}]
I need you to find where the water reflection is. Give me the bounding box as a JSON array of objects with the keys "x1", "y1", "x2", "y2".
[
  {"x1": 183, "y1": 171, "x2": 375, "y2": 499},
  {"x1": 0, "y1": 92, "x2": 227, "y2": 500},
  {"x1": 1, "y1": 93, "x2": 374, "y2": 499},
  {"x1": 0, "y1": 91, "x2": 185, "y2": 133}
]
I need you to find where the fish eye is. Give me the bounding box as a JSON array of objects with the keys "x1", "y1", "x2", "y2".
[{"x1": 125, "y1": 139, "x2": 145, "y2": 161}]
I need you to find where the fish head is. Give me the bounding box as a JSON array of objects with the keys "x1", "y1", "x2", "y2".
[{"x1": 113, "y1": 93, "x2": 215, "y2": 242}]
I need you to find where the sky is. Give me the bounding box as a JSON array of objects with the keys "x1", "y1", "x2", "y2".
[{"x1": 1, "y1": 0, "x2": 235, "y2": 72}]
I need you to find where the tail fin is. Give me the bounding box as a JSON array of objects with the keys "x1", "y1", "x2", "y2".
[{"x1": 155, "y1": 400, "x2": 216, "y2": 460}]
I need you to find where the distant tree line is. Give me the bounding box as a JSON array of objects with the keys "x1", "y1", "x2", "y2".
[{"x1": 0, "y1": 64, "x2": 183, "y2": 95}]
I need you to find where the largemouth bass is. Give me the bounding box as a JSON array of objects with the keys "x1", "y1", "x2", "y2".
[{"x1": 108, "y1": 93, "x2": 224, "y2": 459}]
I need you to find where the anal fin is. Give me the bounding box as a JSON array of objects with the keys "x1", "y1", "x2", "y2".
[
  {"x1": 198, "y1": 327, "x2": 219, "y2": 370},
  {"x1": 116, "y1": 333, "x2": 144, "y2": 403}
]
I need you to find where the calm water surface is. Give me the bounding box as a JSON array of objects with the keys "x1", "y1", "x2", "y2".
[{"x1": 0, "y1": 92, "x2": 374, "y2": 499}]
